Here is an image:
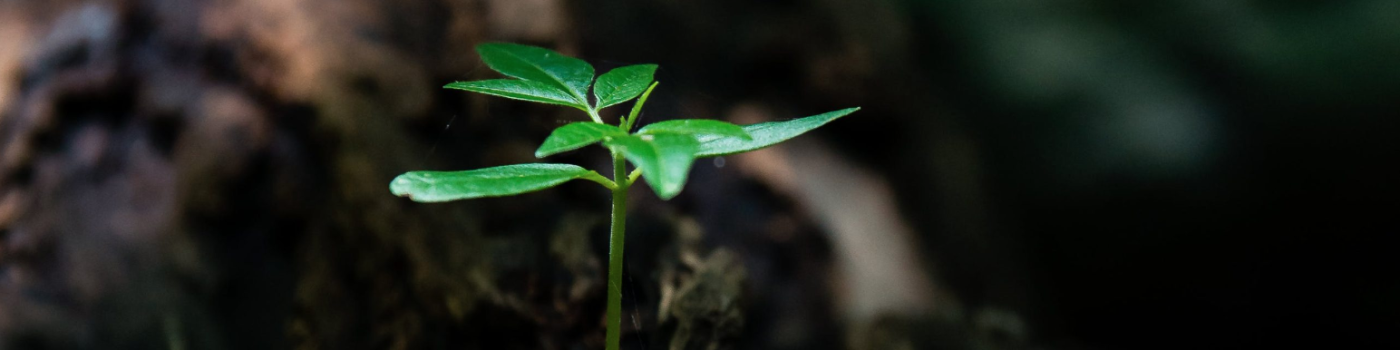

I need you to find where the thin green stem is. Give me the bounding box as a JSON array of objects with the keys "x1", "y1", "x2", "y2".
[
  {"x1": 627, "y1": 168, "x2": 642, "y2": 184},
  {"x1": 624, "y1": 82, "x2": 659, "y2": 131},
  {"x1": 605, "y1": 81, "x2": 655, "y2": 350},
  {"x1": 581, "y1": 171, "x2": 617, "y2": 190},
  {"x1": 605, "y1": 152, "x2": 629, "y2": 350},
  {"x1": 588, "y1": 108, "x2": 605, "y2": 124}
]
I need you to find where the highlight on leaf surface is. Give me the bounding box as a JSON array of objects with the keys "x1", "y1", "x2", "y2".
[
  {"x1": 444, "y1": 80, "x2": 585, "y2": 110},
  {"x1": 593, "y1": 64, "x2": 658, "y2": 109},
  {"x1": 637, "y1": 119, "x2": 752, "y2": 140},
  {"x1": 536, "y1": 122, "x2": 628, "y2": 158},
  {"x1": 476, "y1": 43, "x2": 595, "y2": 104},
  {"x1": 694, "y1": 107, "x2": 860, "y2": 157},
  {"x1": 605, "y1": 134, "x2": 700, "y2": 200},
  {"x1": 390, "y1": 164, "x2": 607, "y2": 202}
]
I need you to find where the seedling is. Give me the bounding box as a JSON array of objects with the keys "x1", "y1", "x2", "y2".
[{"x1": 390, "y1": 43, "x2": 857, "y2": 350}]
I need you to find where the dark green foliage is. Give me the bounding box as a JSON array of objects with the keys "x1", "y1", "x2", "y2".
[
  {"x1": 390, "y1": 164, "x2": 609, "y2": 202},
  {"x1": 404, "y1": 43, "x2": 855, "y2": 200},
  {"x1": 594, "y1": 64, "x2": 658, "y2": 109},
  {"x1": 536, "y1": 122, "x2": 629, "y2": 158},
  {"x1": 476, "y1": 43, "x2": 594, "y2": 106},
  {"x1": 443, "y1": 79, "x2": 582, "y2": 109},
  {"x1": 605, "y1": 133, "x2": 699, "y2": 199},
  {"x1": 695, "y1": 107, "x2": 860, "y2": 157}
]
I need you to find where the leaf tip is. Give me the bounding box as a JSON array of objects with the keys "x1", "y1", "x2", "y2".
[
  {"x1": 443, "y1": 81, "x2": 467, "y2": 90},
  {"x1": 651, "y1": 175, "x2": 688, "y2": 201},
  {"x1": 389, "y1": 174, "x2": 413, "y2": 197},
  {"x1": 656, "y1": 184, "x2": 683, "y2": 200}
]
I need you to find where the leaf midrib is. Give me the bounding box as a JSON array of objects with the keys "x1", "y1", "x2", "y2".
[
  {"x1": 499, "y1": 48, "x2": 588, "y2": 104},
  {"x1": 418, "y1": 172, "x2": 575, "y2": 183}
]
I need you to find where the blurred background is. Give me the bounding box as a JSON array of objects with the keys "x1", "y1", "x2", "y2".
[{"x1": 1, "y1": 0, "x2": 1397, "y2": 349}]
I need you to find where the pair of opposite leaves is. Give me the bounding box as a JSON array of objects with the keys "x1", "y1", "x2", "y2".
[{"x1": 391, "y1": 43, "x2": 858, "y2": 202}]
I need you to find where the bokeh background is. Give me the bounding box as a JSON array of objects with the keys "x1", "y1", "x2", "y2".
[{"x1": 1, "y1": 0, "x2": 1396, "y2": 349}]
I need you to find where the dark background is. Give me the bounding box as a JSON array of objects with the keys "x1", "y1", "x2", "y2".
[{"x1": 0, "y1": 0, "x2": 1396, "y2": 349}]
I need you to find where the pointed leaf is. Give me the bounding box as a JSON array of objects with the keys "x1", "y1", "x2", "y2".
[
  {"x1": 593, "y1": 64, "x2": 657, "y2": 109},
  {"x1": 536, "y1": 122, "x2": 627, "y2": 158},
  {"x1": 605, "y1": 134, "x2": 699, "y2": 200},
  {"x1": 476, "y1": 43, "x2": 594, "y2": 104},
  {"x1": 637, "y1": 119, "x2": 751, "y2": 140},
  {"x1": 694, "y1": 107, "x2": 860, "y2": 157},
  {"x1": 445, "y1": 80, "x2": 587, "y2": 110},
  {"x1": 390, "y1": 164, "x2": 602, "y2": 202}
]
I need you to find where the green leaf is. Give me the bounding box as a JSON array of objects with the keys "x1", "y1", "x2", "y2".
[
  {"x1": 694, "y1": 107, "x2": 860, "y2": 157},
  {"x1": 476, "y1": 43, "x2": 595, "y2": 104},
  {"x1": 593, "y1": 64, "x2": 657, "y2": 109},
  {"x1": 605, "y1": 134, "x2": 699, "y2": 200},
  {"x1": 390, "y1": 164, "x2": 603, "y2": 202},
  {"x1": 444, "y1": 80, "x2": 586, "y2": 110},
  {"x1": 637, "y1": 119, "x2": 752, "y2": 140},
  {"x1": 536, "y1": 122, "x2": 628, "y2": 158}
]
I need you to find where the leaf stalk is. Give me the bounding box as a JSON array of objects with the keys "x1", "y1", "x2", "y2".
[{"x1": 624, "y1": 82, "x2": 659, "y2": 131}]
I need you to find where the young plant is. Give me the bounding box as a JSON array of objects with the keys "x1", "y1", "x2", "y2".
[{"x1": 389, "y1": 43, "x2": 858, "y2": 350}]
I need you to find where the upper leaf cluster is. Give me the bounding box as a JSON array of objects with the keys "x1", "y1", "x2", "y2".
[
  {"x1": 395, "y1": 43, "x2": 859, "y2": 201},
  {"x1": 445, "y1": 43, "x2": 657, "y2": 116}
]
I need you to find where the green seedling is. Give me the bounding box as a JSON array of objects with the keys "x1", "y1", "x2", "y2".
[{"x1": 390, "y1": 43, "x2": 858, "y2": 350}]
